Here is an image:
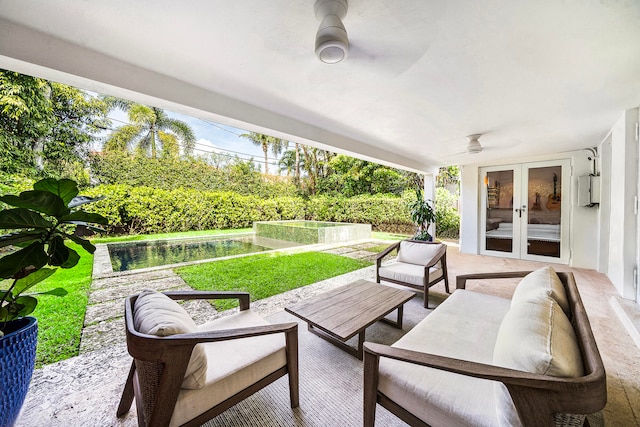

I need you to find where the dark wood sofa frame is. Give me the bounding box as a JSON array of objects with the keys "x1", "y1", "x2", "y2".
[
  {"x1": 364, "y1": 271, "x2": 606, "y2": 427},
  {"x1": 375, "y1": 240, "x2": 450, "y2": 308},
  {"x1": 117, "y1": 291, "x2": 299, "y2": 427}
]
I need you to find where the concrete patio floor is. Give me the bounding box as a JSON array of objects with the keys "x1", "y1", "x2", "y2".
[{"x1": 15, "y1": 241, "x2": 640, "y2": 426}]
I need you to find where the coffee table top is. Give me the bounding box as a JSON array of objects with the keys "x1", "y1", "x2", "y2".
[{"x1": 285, "y1": 279, "x2": 414, "y2": 341}]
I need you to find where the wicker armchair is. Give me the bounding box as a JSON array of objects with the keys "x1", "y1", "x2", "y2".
[
  {"x1": 376, "y1": 240, "x2": 449, "y2": 308},
  {"x1": 117, "y1": 290, "x2": 299, "y2": 427}
]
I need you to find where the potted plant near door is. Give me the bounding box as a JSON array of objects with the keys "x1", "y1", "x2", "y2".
[
  {"x1": 408, "y1": 189, "x2": 436, "y2": 241},
  {"x1": 0, "y1": 178, "x2": 107, "y2": 426}
]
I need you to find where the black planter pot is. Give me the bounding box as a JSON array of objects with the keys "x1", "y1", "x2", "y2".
[{"x1": 0, "y1": 317, "x2": 38, "y2": 427}]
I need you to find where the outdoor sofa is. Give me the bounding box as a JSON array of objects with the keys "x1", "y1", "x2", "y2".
[{"x1": 363, "y1": 266, "x2": 606, "y2": 427}]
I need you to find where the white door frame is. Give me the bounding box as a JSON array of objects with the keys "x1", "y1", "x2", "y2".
[{"x1": 480, "y1": 160, "x2": 571, "y2": 263}]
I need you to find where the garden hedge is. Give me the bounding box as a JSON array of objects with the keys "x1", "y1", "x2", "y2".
[{"x1": 82, "y1": 184, "x2": 459, "y2": 236}]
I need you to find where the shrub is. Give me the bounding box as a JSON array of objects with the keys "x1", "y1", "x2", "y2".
[
  {"x1": 83, "y1": 184, "x2": 458, "y2": 237},
  {"x1": 435, "y1": 187, "x2": 460, "y2": 238}
]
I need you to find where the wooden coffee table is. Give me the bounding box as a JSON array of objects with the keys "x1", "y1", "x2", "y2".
[{"x1": 285, "y1": 279, "x2": 415, "y2": 359}]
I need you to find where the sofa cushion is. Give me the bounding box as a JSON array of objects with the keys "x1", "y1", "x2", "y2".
[
  {"x1": 511, "y1": 266, "x2": 569, "y2": 314},
  {"x1": 378, "y1": 290, "x2": 512, "y2": 427},
  {"x1": 397, "y1": 241, "x2": 443, "y2": 266},
  {"x1": 378, "y1": 261, "x2": 442, "y2": 287},
  {"x1": 492, "y1": 295, "x2": 584, "y2": 426},
  {"x1": 170, "y1": 310, "x2": 287, "y2": 427},
  {"x1": 134, "y1": 289, "x2": 207, "y2": 390}
]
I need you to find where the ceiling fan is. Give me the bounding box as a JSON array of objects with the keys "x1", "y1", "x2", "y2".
[
  {"x1": 314, "y1": 0, "x2": 349, "y2": 64},
  {"x1": 465, "y1": 134, "x2": 483, "y2": 154},
  {"x1": 443, "y1": 133, "x2": 490, "y2": 158}
]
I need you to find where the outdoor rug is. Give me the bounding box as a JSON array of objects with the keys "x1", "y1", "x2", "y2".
[{"x1": 201, "y1": 288, "x2": 440, "y2": 427}]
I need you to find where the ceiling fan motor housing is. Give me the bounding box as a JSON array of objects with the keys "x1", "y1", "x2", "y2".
[
  {"x1": 466, "y1": 134, "x2": 483, "y2": 153},
  {"x1": 314, "y1": 0, "x2": 349, "y2": 64}
]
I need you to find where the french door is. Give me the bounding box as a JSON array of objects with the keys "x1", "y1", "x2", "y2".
[{"x1": 480, "y1": 160, "x2": 570, "y2": 263}]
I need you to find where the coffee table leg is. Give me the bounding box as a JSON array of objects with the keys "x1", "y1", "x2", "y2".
[
  {"x1": 379, "y1": 304, "x2": 404, "y2": 329},
  {"x1": 307, "y1": 324, "x2": 366, "y2": 360}
]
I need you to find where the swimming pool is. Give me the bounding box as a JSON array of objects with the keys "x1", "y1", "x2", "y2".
[{"x1": 107, "y1": 234, "x2": 298, "y2": 272}]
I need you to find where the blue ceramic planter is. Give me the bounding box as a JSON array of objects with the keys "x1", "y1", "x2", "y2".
[{"x1": 0, "y1": 317, "x2": 37, "y2": 427}]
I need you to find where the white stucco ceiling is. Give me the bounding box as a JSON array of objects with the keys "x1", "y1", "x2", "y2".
[{"x1": 1, "y1": 0, "x2": 639, "y2": 173}]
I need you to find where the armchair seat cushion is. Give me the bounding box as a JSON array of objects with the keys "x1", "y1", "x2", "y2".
[
  {"x1": 378, "y1": 261, "x2": 443, "y2": 287},
  {"x1": 377, "y1": 290, "x2": 511, "y2": 427},
  {"x1": 171, "y1": 310, "x2": 287, "y2": 427}
]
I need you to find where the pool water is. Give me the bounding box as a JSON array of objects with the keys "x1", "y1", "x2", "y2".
[{"x1": 107, "y1": 235, "x2": 294, "y2": 272}]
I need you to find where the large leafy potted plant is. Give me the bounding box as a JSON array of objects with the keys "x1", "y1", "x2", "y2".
[
  {"x1": 0, "y1": 178, "x2": 107, "y2": 426},
  {"x1": 408, "y1": 189, "x2": 436, "y2": 241}
]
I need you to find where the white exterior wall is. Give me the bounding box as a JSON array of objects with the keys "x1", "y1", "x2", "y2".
[
  {"x1": 597, "y1": 136, "x2": 612, "y2": 273},
  {"x1": 459, "y1": 150, "x2": 598, "y2": 269},
  {"x1": 424, "y1": 172, "x2": 437, "y2": 239},
  {"x1": 603, "y1": 109, "x2": 638, "y2": 299},
  {"x1": 461, "y1": 108, "x2": 640, "y2": 300}
]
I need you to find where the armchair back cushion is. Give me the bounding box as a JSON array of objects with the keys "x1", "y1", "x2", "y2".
[
  {"x1": 511, "y1": 266, "x2": 570, "y2": 315},
  {"x1": 397, "y1": 241, "x2": 443, "y2": 266},
  {"x1": 133, "y1": 289, "x2": 208, "y2": 389},
  {"x1": 493, "y1": 295, "x2": 584, "y2": 426}
]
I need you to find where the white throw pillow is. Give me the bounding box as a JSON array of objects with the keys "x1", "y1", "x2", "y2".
[
  {"x1": 397, "y1": 241, "x2": 442, "y2": 266},
  {"x1": 492, "y1": 295, "x2": 584, "y2": 426},
  {"x1": 511, "y1": 266, "x2": 570, "y2": 315},
  {"x1": 134, "y1": 289, "x2": 208, "y2": 389}
]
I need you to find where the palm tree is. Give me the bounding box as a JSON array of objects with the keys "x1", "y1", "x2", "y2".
[
  {"x1": 104, "y1": 99, "x2": 195, "y2": 158},
  {"x1": 278, "y1": 149, "x2": 297, "y2": 176},
  {"x1": 271, "y1": 138, "x2": 288, "y2": 163},
  {"x1": 240, "y1": 132, "x2": 271, "y2": 174}
]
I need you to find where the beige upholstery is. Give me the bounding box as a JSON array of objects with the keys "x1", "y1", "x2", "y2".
[
  {"x1": 511, "y1": 265, "x2": 570, "y2": 314},
  {"x1": 377, "y1": 262, "x2": 443, "y2": 287},
  {"x1": 377, "y1": 290, "x2": 510, "y2": 426},
  {"x1": 364, "y1": 270, "x2": 606, "y2": 427},
  {"x1": 170, "y1": 311, "x2": 287, "y2": 427},
  {"x1": 376, "y1": 240, "x2": 449, "y2": 308},
  {"x1": 133, "y1": 289, "x2": 207, "y2": 389},
  {"x1": 494, "y1": 291, "x2": 584, "y2": 426},
  {"x1": 117, "y1": 290, "x2": 299, "y2": 427}
]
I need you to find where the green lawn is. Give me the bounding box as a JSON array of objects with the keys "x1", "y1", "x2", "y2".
[
  {"x1": 30, "y1": 243, "x2": 93, "y2": 368},
  {"x1": 176, "y1": 251, "x2": 372, "y2": 311},
  {"x1": 23, "y1": 229, "x2": 403, "y2": 367}
]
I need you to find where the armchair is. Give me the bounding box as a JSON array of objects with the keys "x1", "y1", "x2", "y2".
[
  {"x1": 117, "y1": 289, "x2": 299, "y2": 427},
  {"x1": 376, "y1": 240, "x2": 449, "y2": 308}
]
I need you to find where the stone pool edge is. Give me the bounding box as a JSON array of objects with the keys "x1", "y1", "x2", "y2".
[{"x1": 92, "y1": 238, "x2": 375, "y2": 280}]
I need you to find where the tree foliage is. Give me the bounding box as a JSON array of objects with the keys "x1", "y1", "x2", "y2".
[
  {"x1": 88, "y1": 151, "x2": 297, "y2": 198},
  {"x1": 316, "y1": 155, "x2": 411, "y2": 197},
  {"x1": 0, "y1": 70, "x2": 109, "y2": 181}
]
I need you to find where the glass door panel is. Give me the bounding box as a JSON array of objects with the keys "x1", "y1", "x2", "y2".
[
  {"x1": 485, "y1": 170, "x2": 515, "y2": 253},
  {"x1": 525, "y1": 166, "x2": 562, "y2": 258}
]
